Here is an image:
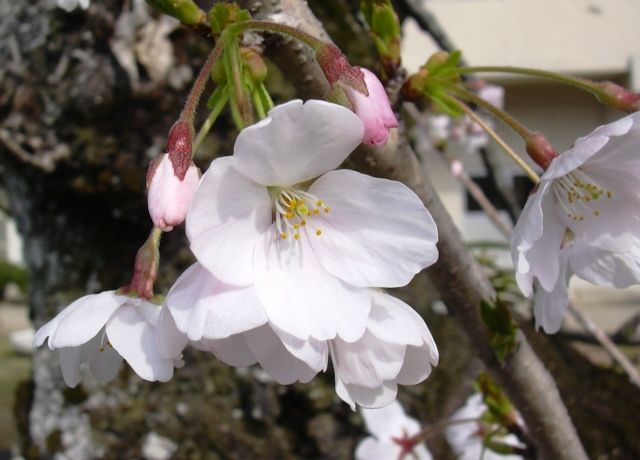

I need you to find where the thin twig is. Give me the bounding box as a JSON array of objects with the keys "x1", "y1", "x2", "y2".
[{"x1": 567, "y1": 302, "x2": 640, "y2": 389}]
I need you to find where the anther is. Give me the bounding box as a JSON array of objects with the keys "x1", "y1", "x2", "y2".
[{"x1": 316, "y1": 229, "x2": 322, "y2": 236}]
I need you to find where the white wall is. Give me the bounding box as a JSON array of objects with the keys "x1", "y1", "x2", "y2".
[{"x1": 402, "y1": 0, "x2": 640, "y2": 88}]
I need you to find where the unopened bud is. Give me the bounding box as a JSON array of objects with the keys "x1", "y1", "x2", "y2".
[
  {"x1": 343, "y1": 67, "x2": 398, "y2": 145},
  {"x1": 316, "y1": 44, "x2": 368, "y2": 96},
  {"x1": 402, "y1": 68, "x2": 429, "y2": 101},
  {"x1": 595, "y1": 81, "x2": 640, "y2": 113},
  {"x1": 526, "y1": 132, "x2": 558, "y2": 170},
  {"x1": 147, "y1": 120, "x2": 200, "y2": 231},
  {"x1": 166, "y1": 121, "x2": 192, "y2": 180},
  {"x1": 147, "y1": 155, "x2": 200, "y2": 231}
]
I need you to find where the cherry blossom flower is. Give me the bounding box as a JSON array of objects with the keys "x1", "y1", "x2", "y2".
[
  {"x1": 512, "y1": 112, "x2": 640, "y2": 332},
  {"x1": 34, "y1": 291, "x2": 180, "y2": 387},
  {"x1": 186, "y1": 99, "x2": 438, "y2": 343},
  {"x1": 445, "y1": 393, "x2": 524, "y2": 460},
  {"x1": 344, "y1": 68, "x2": 399, "y2": 145},
  {"x1": 161, "y1": 263, "x2": 438, "y2": 407},
  {"x1": 147, "y1": 153, "x2": 200, "y2": 231},
  {"x1": 355, "y1": 400, "x2": 432, "y2": 460}
]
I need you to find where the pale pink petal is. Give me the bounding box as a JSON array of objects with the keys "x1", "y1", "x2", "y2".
[
  {"x1": 570, "y1": 241, "x2": 640, "y2": 288},
  {"x1": 47, "y1": 291, "x2": 127, "y2": 349},
  {"x1": 253, "y1": 228, "x2": 370, "y2": 341},
  {"x1": 166, "y1": 263, "x2": 268, "y2": 341},
  {"x1": 367, "y1": 292, "x2": 428, "y2": 347},
  {"x1": 86, "y1": 335, "x2": 123, "y2": 383},
  {"x1": 186, "y1": 157, "x2": 271, "y2": 285},
  {"x1": 233, "y1": 99, "x2": 364, "y2": 186},
  {"x1": 333, "y1": 332, "x2": 405, "y2": 387},
  {"x1": 58, "y1": 346, "x2": 85, "y2": 388},
  {"x1": 244, "y1": 325, "x2": 319, "y2": 384},
  {"x1": 533, "y1": 252, "x2": 571, "y2": 334},
  {"x1": 155, "y1": 305, "x2": 189, "y2": 360},
  {"x1": 307, "y1": 170, "x2": 438, "y2": 288},
  {"x1": 106, "y1": 303, "x2": 174, "y2": 382},
  {"x1": 336, "y1": 375, "x2": 398, "y2": 409},
  {"x1": 272, "y1": 325, "x2": 328, "y2": 373},
  {"x1": 199, "y1": 334, "x2": 258, "y2": 367},
  {"x1": 512, "y1": 183, "x2": 565, "y2": 296},
  {"x1": 355, "y1": 438, "x2": 403, "y2": 460},
  {"x1": 360, "y1": 400, "x2": 407, "y2": 439}
]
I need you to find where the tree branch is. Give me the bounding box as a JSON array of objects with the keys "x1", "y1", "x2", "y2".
[{"x1": 247, "y1": 1, "x2": 588, "y2": 458}]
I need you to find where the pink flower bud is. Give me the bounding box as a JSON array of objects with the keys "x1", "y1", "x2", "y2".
[
  {"x1": 596, "y1": 81, "x2": 640, "y2": 113},
  {"x1": 526, "y1": 132, "x2": 558, "y2": 170},
  {"x1": 345, "y1": 68, "x2": 398, "y2": 145},
  {"x1": 147, "y1": 154, "x2": 200, "y2": 231}
]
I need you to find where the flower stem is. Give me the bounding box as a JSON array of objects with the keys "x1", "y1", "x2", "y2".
[
  {"x1": 456, "y1": 66, "x2": 602, "y2": 95},
  {"x1": 445, "y1": 95, "x2": 540, "y2": 184},
  {"x1": 193, "y1": 86, "x2": 229, "y2": 154},
  {"x1": 447, "y1": 85, "x2": 531, "y2": 140},
  {"x1": 411, "y1": 417, "x2": 480, "y2": 444},
  {"x1": 227, "y1": 20, "x2": 326, "y2": 51},
  {"x1": 180, "y1": 41, "x2": 225, "y2": 127}
]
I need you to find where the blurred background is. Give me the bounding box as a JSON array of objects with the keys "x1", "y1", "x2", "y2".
[{"x1": 1, "y1": 0, "x2": 639, "y2": 459}]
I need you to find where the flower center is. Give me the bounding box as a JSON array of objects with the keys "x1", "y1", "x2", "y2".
[
  {"x1": 552, "y1": 169, "x2": 613, "y2": 222},
  {"x1": 272, "y1": 188, "x2": 329, "y2": 240}
]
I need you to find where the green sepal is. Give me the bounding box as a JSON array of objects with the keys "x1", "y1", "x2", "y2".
[
  {"x1": 208, "y1": 3, "x2": 252, "y2": 36},
  {"x1": 146, "y1": 0, "x2": 206, "y2": 26}
]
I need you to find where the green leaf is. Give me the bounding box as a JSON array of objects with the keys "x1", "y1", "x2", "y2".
[{"x1": 479, "y1": 298, "x2": 517, "y2": 361}]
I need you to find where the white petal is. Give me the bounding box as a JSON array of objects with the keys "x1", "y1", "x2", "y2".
[
  {"x1": 199, "y1": 334, "x2": 258, "y2": 367},
  {"x1": 396, "y1": 343, "x2": 435, "y2": 386},
  {"x1": 569, "y1": 240, "x2": 640, "y2": 288},
  {"x1": 360, "y1": 400, "x2": 407, "y2": 438},
  {"x1": 186, "y1": 157, "x2": 271, "y2": 285},
  {"x1": 272, "y1": 325, "x2": 328, "y2": 372},
  {"x1": 254, "y1": 228, "x2": 370, "y2": 341},
  {"x1": 244, "y1": 324, "x2": 318, "y2": 384},
  {"x1": 58, "y1": 346, "x2": 85, "y2": 388},
  {"x1": 106, "y1": 304, "x2": 174, "y2": 382},
  {"x1": 333, "y1": 332, "x2": 405, "y2": 387},
  {"x1": 307, "y1": 170, "x2": 438, "y2": 288},
  {"x1": 86, "y1": 335, "x2": 123, "y2": 383},
  {"x1": 233, "y1": 99, "x2": 364, "y2": 186},
  {"x1": 367, "y1": 292, "x2": 428, "y2": 347},
  {"x1": 512, "y1": 183, "x2": 565, "y2": 296},
  {"x1": 48, "y1": 291, "x2": 127, "y2": 349},
  {"x1": 156, "y1": 305, "x2": 189, "y2": 360},
  {"x1": 533, "y1": 253, "x2": 571, "y2": 334},
  {"x1": 337, "y1": 378, "x2": 398, "y2": 409},
  {"x1": 544, "y1": 135, "x2": 611, "y2": 180},
  {"x1": 166, "y1": 263, "x2": 268, "y2": 341},
  {"x1": 355, "y1": 438, "x2": 403, "y2": 460}
]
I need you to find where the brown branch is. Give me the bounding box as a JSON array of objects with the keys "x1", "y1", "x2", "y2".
[{"x1": 246, "y1": 1, "x2": 589, "y2": 458}]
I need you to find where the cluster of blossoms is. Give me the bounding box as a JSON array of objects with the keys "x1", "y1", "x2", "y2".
[
  {"x1": 35, "y1": 76, "x2": 439, "y2": 408},
  {"x1": 512, "y1": 112, "x2": 640, "y2": 332}
]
